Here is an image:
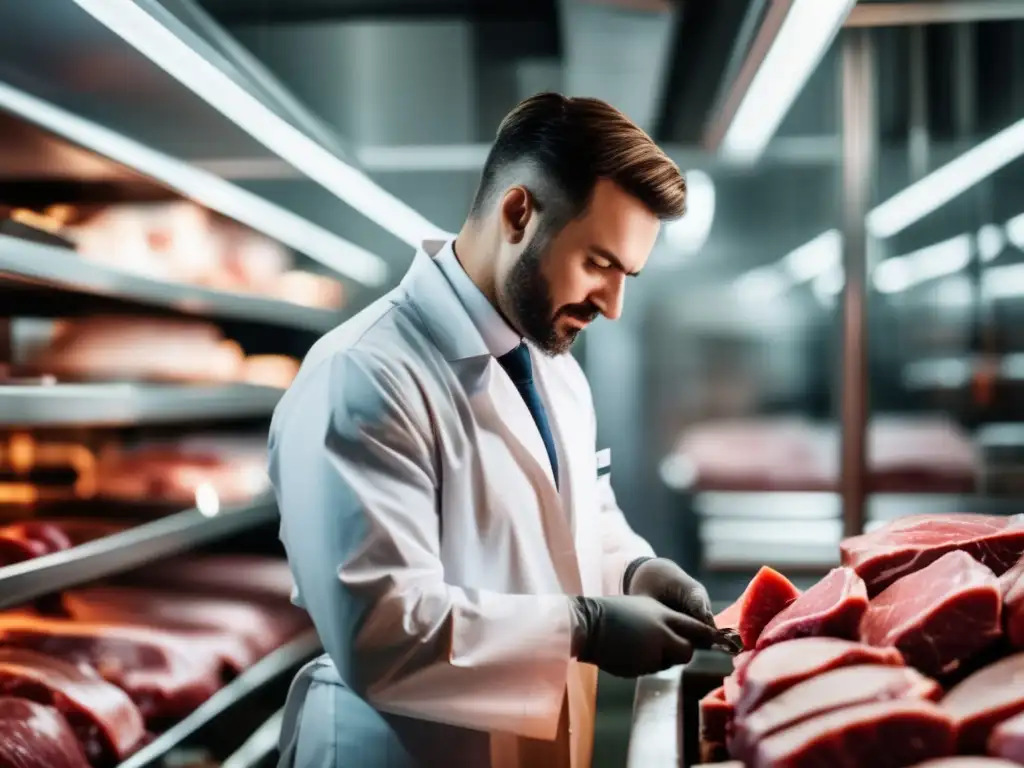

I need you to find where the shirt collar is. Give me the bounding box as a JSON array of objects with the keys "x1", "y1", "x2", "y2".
[{"x1": 435, "y1": 239, "x2": 521, "y2": 358}]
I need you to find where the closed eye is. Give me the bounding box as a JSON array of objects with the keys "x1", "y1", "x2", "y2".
[{"x1": 590, "y1": 255, "x2": 612, "y2": 269}]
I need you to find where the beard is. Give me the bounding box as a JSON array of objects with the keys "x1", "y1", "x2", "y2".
[{"x1": 499, "y1": 234, "x2": 598, "y2": 356}]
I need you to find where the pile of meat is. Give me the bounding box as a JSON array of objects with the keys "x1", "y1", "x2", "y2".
[
  {"x1": 699, "y1": 513, "x2": 1024, "y2": 768},
  {"x1": 14, "y1": 317, "x2": 301, "y2": 388},
  {"x1": 671, "y1": 416, "x2": 978, "y2": 494},
  {"x1": 0, "y1": 552, "x2": 310, "y2": 768}
]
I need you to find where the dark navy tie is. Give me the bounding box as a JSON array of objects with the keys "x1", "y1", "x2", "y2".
[{"x1": 497, "y1": 344, "x2": 560, "y2": 487}]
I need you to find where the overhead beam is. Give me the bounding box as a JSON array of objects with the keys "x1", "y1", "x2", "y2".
[
  {"x1": 845, "y1": 1, "x2": 1024, "y2": 28},
  {"x1": 205, "y1": 0, "x2": 557, "y2": 26}
]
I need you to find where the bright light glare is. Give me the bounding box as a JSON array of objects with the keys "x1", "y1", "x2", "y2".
[
  {"x1": 721, "y1": 0, "x2": 856, "y2": 162},
  {"x1": 873, "y1": 234, "x2": 971, "y2": 293},
  {"x1": 867, "y1": 117, "x2": 1024, "y2": 239},
  {"x1": 663, "y1": 170, "x2": 716, "y2": 256},
  {"x1": 71, "y1": 0, "x2": 448, "y2": 248},
  {"x1": 734, "y1": 266, "x2": 791, "y2": 301},
  {"x1": 1006, "y1": 212, "x2": 1024, "y2": 249},
  {"x1": 783, "y1": 229, "x2": 841, "y2": 281},
  {"x1": 977, "y1": 224, "x2": 1005, "y2": 262},
  {"x1": 195, "y1": 482, "x2": 221, "y2": 517}
]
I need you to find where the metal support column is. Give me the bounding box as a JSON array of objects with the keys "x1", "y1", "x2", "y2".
[{"x1": 839, "y1": 29, "x2": 877, "y2": 538}]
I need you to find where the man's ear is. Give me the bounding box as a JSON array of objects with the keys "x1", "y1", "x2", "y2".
[{"x1": 498, "y1": 186, "x2": 533, "y2": 245}]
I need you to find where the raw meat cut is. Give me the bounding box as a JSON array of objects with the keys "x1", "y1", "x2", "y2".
[
  {"x1": 1002, "y1": 556, "x2": 1024, "y2": 649},
  {"x1": 841, "y1": 513, "x2": 1024, "y2": 596},
  {"x1": 714, "y1": 567, "x2": 801, "y2": 650},
  {"x1": 0, "y1": 614, "x2": 249, "y2": 722},
  {"x1": 913, "y1": 760, "x2": 1021, "y2": 767},
  {"x1": 723, "y1": 671, "x2": 741, "y2": 706},
  {"x1": 0, "y1": 696, "x2": 90, "y2": 768},
  {"x1": 124, "y1": 554, "x2": 296, "y2": 603},
  {"x1": 737, "y1": 638, "x2": 904, "y2": 717},
  {"x1": 61, "y1": 586, "x2": 309, "y2": 659},
  {"x1": 749, "y1": 699, "x2": 955, "y2": 768},
  {"x1": 0, "y1": 648, "x2": 145, "y2": 764},
  {"x1": 731, "y1": 664, "x2": 941, "y2": 762},
  {"x1": 941, "y1": 652, "x2": 1024, "y2": 751},
  {"x1": 0, "y1": 521, "x2": 72, "y2": 566},
  {"x1": 756, "y1": 567, "x2": 868, "y2": 650},
  {"x1": 989, "y1": 710, "x2": 1024, "y2": 764},
  {"x1": 699, "y1": 687, "x2": 732, "y2": 763},
  {"x1": 860, "y1": 551, "x2": 1003, "y2": 677},
  {"x1": 241, "y1": 355, "x2": 300, "y2": 389}
]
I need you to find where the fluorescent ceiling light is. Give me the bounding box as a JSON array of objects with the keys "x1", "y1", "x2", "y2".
[
  {"x1": 72, "y1": 0, "x2": 448, "y2": 248},
  {"x1": 663, "y1": 170, "x2": 717, "y2": 256},
  {"x1": 977, "y1": 223, "x2": 1005, "y2": 262},
  {"x1": 734, "y1": 266, "x2": 792, "y2": 301},
  {"x1": 0, "y1": 79, "x2": 387, "y2": 286},
  {"x1": 721, "y1": 0, "x2": 856, "y2": 162},
  {"x1": 867, "y1": 116, "x2": 1024, "y2": 239},
  {"x1": 782, "y1": 228, "x2": 841, "y2": 281},
  {"x1": 873, "y1": 234, "x2": 971, "y2": 293},
  {"x1": 1006, "y1": 212, "x2": 1024, "y2": 249}
]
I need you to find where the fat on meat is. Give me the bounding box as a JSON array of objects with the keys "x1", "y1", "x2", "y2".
[
  {"x1": 988, "y1": 710, "x2": 1024, "y2": 764},
  {"x1": 841, "y1": 513, "x2": 1024, "y2": 596},
  {"x1": 0, "y1": 614, "x2": 251, "y2": 723},
  {"x1": 61, "y1": 586, "x2": 309, "y2": 659},
  {"x1": 1001, "y1": 555, "x2": 1024, "y2": 649},
  {"x1": 749, "y1": 698, "x2": 955, "y2": 768},
  {"x1": 755, "y1": 567, "x2": 868, "y2": 650},
  {"x1": 731, "y1": 664, "x2": 941, "y2": 763},
  {"x1": 860, "y1": 550, "x2": 1003, "y2": 677},
  {"x1": 0, "y1": 648, "x2": 145, "y2": 765},
  {"x1": 0, "y1": 696, "x2": 90, "y2": 768},
  {"x1": 736, "y1": 637, "x2": 903, "y2": 717},
  {"x1": 941, "y1": 651, "x2": 1024, "y2": 752}
]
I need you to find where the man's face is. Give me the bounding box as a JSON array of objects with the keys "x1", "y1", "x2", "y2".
[{"x1": 498, "y1": 178, "x2": 662, "y2": 355}]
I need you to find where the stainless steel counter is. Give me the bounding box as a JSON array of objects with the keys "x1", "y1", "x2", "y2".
[{"x1": 626, "y1": 666, "x2": 681, "y2": 768}]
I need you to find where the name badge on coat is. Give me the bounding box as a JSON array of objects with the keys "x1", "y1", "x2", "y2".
[{"x1": 596, "y1": 449, "x2": 611, "y2": 479}]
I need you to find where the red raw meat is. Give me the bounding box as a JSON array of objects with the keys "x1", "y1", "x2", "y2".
[
  {"x1": 749, "y1": 699, "x2": 954, "y2": 768},
  {"x1": 0, "y1": 648, "x2": 145, "y2": 764},
  {"x1": 841, "y1": 513, "x2": 1024, "y2": 596},
  {"x1": 0, "y1": 696, "x2": 90, "y2": 768},
  {"x1": 61, "y1": 586, "x2": 308, "y2": 660},
  {"x1": 941, "y1": 652, "x2": 1024, "y2": 751},
  {"x1": 0, "y1": 614, "x2": 250, "y2": 722},
  {"x1": 860, "y1": 551, "x2": 1003, "y2": 677},
  {"x1": 124, "y1": 554, "x2": 296, "y2": 603},
  {"x1": 756, "y1": 567, "x2": 868, "y2": 650},
  {"x1": 989, "y1": 710, "x2": 1024, "y2": 764},
  {"x1": 912, "y1": 760, "x2": 1021, "y2": 767},
  {"x1": 0, "y1": 521, "x2": 73, "y2": 566},
  {"x1": 715, "y1": 567, "x2": 801, "y2": 649},
  {"x1": 737, "y1": 638, "x2": 903, "y2": 717},
  {"x1": 1001, "y1": 556, "x2": 1024, "y2": 649},
  {"x1": 699, "y1": 686, "x2": 732, "y2": 763},
  {"x1": 731, "y1": 664, "x2": 941, "y2": 762}
]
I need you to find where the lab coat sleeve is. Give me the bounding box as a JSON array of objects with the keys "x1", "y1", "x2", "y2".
[
  {"x1": 597, "y1": 476, "x2": 657, "y2": 596},
  {"x1": 273, "y1": 350, "x2": 573, "y2": 741}
]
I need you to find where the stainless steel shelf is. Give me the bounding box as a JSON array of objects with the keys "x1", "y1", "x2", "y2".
[
  {"x1": 0, "y1": 381, "x2": 282, "y2": 427},
  {"x1": 0, "y1": 233, "x2": 339, "y2": 332},
  {"x1": 0, "y1": 495, "x2": 280, "y2": 610},
  {"x1": 118, "y1": 630, "x2": 321, "y2": 768}
]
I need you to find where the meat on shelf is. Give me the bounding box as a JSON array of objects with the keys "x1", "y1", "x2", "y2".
[{"x1": 702, "y1": 513, "x2": 1024, "y2": 767}]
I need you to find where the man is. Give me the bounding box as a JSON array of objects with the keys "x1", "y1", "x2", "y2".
[{"x1": 269, "y1": 93, "x2": 716, "y2": 768}]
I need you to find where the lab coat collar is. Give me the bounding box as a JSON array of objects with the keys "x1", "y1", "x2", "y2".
[{"x1": 401, "y1": 240, "x2": 491, "y2": 363}]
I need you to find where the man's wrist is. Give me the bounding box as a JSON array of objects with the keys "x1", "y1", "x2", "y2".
[{"x1": 622, "y1": 556, "x2": 657, "y2": 595}]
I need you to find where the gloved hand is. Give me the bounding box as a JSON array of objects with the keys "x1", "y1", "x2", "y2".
[
  {"x1": 625, "y1": 557, "x2": 715, "y2": 627},
  {"x1": 571, "y1": 595, "x2": 717, "y2": 678}
]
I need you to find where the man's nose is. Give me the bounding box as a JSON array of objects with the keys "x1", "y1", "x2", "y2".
[{"x1": 592, "y1": 274, "x2": 626, "y2": 321}]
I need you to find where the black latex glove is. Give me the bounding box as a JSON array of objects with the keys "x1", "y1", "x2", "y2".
[
  {"x1": 572, "y1": 595, "x2": 717, "y2": 678},
  {"x1": 625, "y1": 557, "x2": 715, "y2": 627}
]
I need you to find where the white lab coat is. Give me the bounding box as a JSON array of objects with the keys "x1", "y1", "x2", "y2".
[{"x1": 268, "y1": 240, "x2": 655, "y2": 768}]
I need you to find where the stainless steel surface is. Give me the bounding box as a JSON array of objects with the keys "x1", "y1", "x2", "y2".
[
  {"x1": 0, "y1": 233, "x2": 340, "y2": 332},
  {"x1": 0, "y1": 78, "x2": 387, "y2": 286},
  {"x1": 0, "y1": 495, "x2": 280, "y2": 611},
  {"x1": 702, "y1": 0, "x2": 794, "y2": 153},
  {"x1": 627, "y1": 666, "x2": 681, "y2": 768},
  {"x1": 0, "y1": 382, "x2": 283, "y2": 427},
  {"x1": 845, "y1": 1, "x2": 1024, "y2": 27},
  {"x1": 838, "y1": 29, "x2": 876, "y2": 540},
  {"x1": 117, "y1": 630, "x2": 321, "y2": 768}
]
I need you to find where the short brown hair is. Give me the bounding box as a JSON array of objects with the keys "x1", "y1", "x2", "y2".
[{"x1": 470, "y1": 92, "x2": 686, "y2": 224}]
